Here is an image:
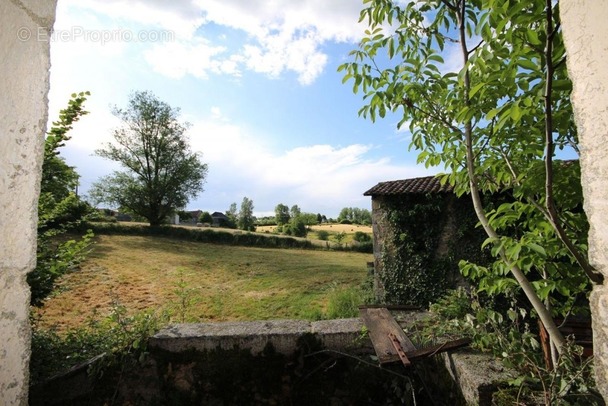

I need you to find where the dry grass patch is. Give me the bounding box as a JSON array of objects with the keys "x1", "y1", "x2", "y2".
[
  {"x1": 310, "y1": 224, "x2": 372, "y2": 233},
  {"x1": 35, "y1": 234, "x2": 371, "y2": 330},
  {"x1": 256, "y1": 224, "x2": 372, "y2": 234}
]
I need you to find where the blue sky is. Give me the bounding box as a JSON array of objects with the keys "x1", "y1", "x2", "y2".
[{"x1": 48, "y1": 0, "x2": 436, "y2": 218}]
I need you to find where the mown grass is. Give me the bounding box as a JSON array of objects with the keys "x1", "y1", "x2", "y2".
[{"x1": 35, "y1": 234, "x2": 372, "y2": 331}]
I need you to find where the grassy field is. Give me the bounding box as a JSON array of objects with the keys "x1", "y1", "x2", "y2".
[
  {"x1": 256, "y1": 223, "x2": 373, "y2": 243},
  {"x1": 35, "y1": 234, "x2": 372, "y2": 331}
]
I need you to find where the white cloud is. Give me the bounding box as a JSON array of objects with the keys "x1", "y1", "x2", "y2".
[
  {"x1": 61, "y1": 0, "x2": 204, "y2": 38},
  {"x1": 144, "y1": 39, "x2": 235, "y2": 79},
  {"x1": 186, "y1": 113, "x2": 430, "y2": 215},
  {"x1": 60, "y1": 0, "x2": 367, "y2": 85}
]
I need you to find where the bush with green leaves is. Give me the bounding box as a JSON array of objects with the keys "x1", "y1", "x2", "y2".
[
  {"x1": 30, "y1": 302, "x2": 168, "y2": 386},
  {"x1": 352, "y1": 231, "x2": 371, "y2": 243},
  {"x1": 316, "y1": 230, "x2": 330, "y2": 241},
  {"x1": 419, "y1": 288, "x2": 601, "y2": 404},
  {"x1": 287, "y1": 217, "x2": 307, "y2": 237},
  {"x1": 198, "y1": 211, "x2": 212, "y2": 224},
  {"x1": 30, "y1": 92, "x2": 94, "y2": 305}
]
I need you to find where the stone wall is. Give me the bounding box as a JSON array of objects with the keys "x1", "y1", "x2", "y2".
[
  {"x1": 561, "y1": 1, "x2": 608, "y2": 399},
  {"x1": 0, "y1": 2, "x2": 56, "y2": 405},
  {"x1": 31, "y1": 317, "x2": 515, "y2": 405},
  {"x1": 369, "y1": 193, "x2": 482, "y2": 304}
]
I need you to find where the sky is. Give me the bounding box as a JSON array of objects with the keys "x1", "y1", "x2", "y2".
[{"x1": 47, "y1": 0, "x2": 436, "y2": 218}]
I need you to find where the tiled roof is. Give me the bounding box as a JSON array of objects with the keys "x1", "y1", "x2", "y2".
[{"x1": 363, "y1": 175, "x2": 453, "y2": 196}]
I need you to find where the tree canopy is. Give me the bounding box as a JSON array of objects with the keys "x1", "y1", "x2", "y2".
[
  {"x1": 274, "y1": 203, "x2": 290, "y2": 226},
  {"x1": 337, "y1": 207, "x2": 372, "y2": 225},
  {"x1": 340, "y1": 0, "x2": 594, "y2": 355},
  {"x1": 238, "y1": 197, "x2": 255, "y2": 231},
  {"x1": 90, "y1": 91, "x2": 208, "y2": 226}
]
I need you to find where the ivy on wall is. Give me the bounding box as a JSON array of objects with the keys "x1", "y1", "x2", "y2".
[{"x1": 377, "y1": 193, "x2": 490, "y2": 307}]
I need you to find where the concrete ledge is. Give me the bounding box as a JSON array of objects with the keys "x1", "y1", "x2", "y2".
[
  {"x1": 150, "y1": 318, "x2": 365, "y2": 355},
  {"x1": 311, "y1": 318, "x2": 365, "y2": 350},
  {"x1": 442, "y1": 349, "x2": 516, "y2": 405}
]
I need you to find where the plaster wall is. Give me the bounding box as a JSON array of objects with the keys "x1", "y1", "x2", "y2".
[
  {"x1": 561, "y1": 0, "x2": 608, "y2": 399},
  {"x1": 0, "y1": 1, "x2": 57, "y2": 404}
]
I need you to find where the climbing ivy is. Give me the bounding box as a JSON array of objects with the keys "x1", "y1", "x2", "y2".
[{"x1": 378, "y1": 193, "x2": 489, "y2": 306}]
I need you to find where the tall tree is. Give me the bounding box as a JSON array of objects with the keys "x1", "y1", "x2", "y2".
[
  {"x1": 238, "y1": 197, "x2": 255, "y2": 231},
  {"x1": 89, "y1": 91, "x2": 208, "y2": 226},
  {"x1": 340, "y1": 0, "x2": 596, "y2": 354},
  {"x1": 274, "y1": 203, "x2": 291, "y2": 225},
  {"x1": 225, "y1": 202, "x2": 238, "y2": 228},
  {"x1": 290, "y1": 204, "x2": 301, "y2": 219}
]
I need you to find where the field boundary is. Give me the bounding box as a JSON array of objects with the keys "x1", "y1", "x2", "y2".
[{"x1": 87, "y1": 222, "x2": 372, "y2": 252}]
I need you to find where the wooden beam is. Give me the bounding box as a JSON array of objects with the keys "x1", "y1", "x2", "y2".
[{"x1": 359, "y1": 307, "x2": 417, "y2": 364}]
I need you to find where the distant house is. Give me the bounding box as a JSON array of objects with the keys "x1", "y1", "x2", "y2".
[
  {"x1": 211, "y1": 212, "x2": 230, "y2": 227},
  {"x1": 364, "y1": 175, "x2": 484, "y2": 305},
  {"x1": 181, "y1": 210, "x2": 203, "y2": 224}
]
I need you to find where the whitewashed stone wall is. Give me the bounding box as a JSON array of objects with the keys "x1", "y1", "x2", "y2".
[
  {"x1": 561, "y1": 0, "x2": 608, "y2": 400},
  {"x1": 0, "y1": 1, "x2": 606, "y2": 405},
  {"x1": 0, "y1": 1, "x2": 57, "y2": 404}
]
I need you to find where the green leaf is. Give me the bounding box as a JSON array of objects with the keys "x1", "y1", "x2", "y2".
[
  {"x1": 469, "y1": 83, "x2": 484, "y2": 98},
  {"x1": 509, "y1": 103, "x2": 522, "y2": 122},
  {"x1": 527, "y1": 243, "x2": 546, "y2": 257},
  {"x1": 553, "y1": 79, "x2": 572, "y2": 92},
  {"x1": 517, "y1": 59, "x2": 537, "y2": 71},
  {"x1": 486, "y1": 107, "x2": 501, "y2": 120}
]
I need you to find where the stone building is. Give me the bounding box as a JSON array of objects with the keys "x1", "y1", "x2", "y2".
[{"x1": 364, "y1": 175, "x2": 483, "y2": 305}]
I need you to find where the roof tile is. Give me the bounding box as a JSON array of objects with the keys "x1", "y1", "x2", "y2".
[{"x1": 363, "y1": 175, "x2": 453, "y2": 196}]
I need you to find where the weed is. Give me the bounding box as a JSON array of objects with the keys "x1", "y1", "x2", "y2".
[
  {"x1": 30, "y1": 300, "x2": 169, "y2": 386},
  {"x1": 325, "y1": 286, "x2": 364, "y2": 319},
  {"x1": 169, "y1": 268, "x2": 202, "y2": 323}
]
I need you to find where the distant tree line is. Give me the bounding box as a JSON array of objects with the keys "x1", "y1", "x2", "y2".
[
  {"x1": 182, "y1": 201, "x2": 372, "y2": 236},
  {"x1": 336, "y1": 207, "x2": 372, "y2": 225}
]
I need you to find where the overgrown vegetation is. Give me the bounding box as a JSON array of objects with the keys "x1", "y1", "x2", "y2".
[
  {"x1": 343, "y1": 0, "x2": 593, "y2": 376},
  {"x1": 416, "y1": 289, "x2": 602, "y2": 404},
  {"x1": 341, "y1": 0, "x2": 598, "y2": 399},
  {"x1": 30, "y1": 92, "x2": 94, "y2": 305},
  {"x1": 378, "y1": 194, "x2": 489, "y2": 306},
  {"x1": 30, "y1": 301, "x2": 167, "y2": 386}
]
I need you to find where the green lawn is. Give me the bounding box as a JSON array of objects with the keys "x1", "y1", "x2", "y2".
[{"x1": 36, "y1": 234, "x2": 372, "y2": 330}]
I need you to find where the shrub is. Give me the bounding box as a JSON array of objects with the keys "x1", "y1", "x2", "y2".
[
  {"x1": 348, "y1": 242, "x2": 373, "y2": 253},
  {"x1": 30, "y1": 302, "x2": 168, "y2": 386},
  {"x1": 352, "y1": 231, "x2": 372, "y2": 243},
  {"x1": 316, "y1": 230, "x2": 330, "y2": 241},
  {"x1": 339, "y1": 219, "x2": 352, "y2": 225},
  {"x1": 29, "y1": 230, "x2": 94, "y2": 305},
  {"x1": 288, "y1": 218, "x2": 307, "y2": 237},
  {"x1": 198, "y1": 211, "x2": 212, "y2": 224}
]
